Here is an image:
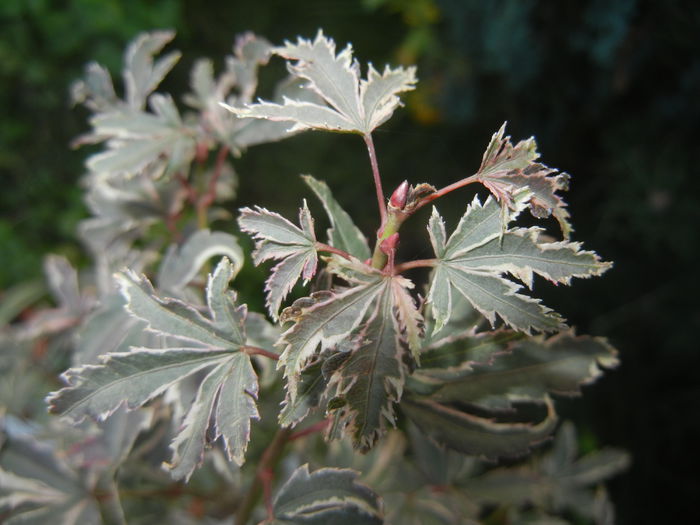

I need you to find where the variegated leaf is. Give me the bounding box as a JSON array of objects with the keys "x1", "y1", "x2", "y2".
[
  {"x1": 427, "y1": 196, "x2": 610, "y2": 334},
  {"x1": 46, "y1": 258, "x2": 259, "y2": 480},
  {"x1": 477, "y1": 123, "x2": 572, "y2": 238},
  {"x1": 223, "y1": 30, "x2": 416, "y2": 135},
  {"x1": 324, "y1": 284, "x2": 410, "y2": 451},
  {"x1": 271, "y1": 464, "x2": 383, "y2": 525},
  {"x1": 418, "y1": 332, "x2": 620, "y2": 410},
  {"x1": 401, "y1": 396, "x2": 558, "y2": 460},
  {"x1": 238, "y1": 203, "x2": 318, "y2": 319}
]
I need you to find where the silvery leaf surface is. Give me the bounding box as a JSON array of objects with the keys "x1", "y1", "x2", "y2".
[
  {"x1": 46, "y1": 258, "x2": 259, "y2": 480},
  {"x1": 224, "y1": 30, "x2": 416, "y2": 135},
  {"x1": 238, "y1": 203, "x2": 319, "y2": 319},
  {"x1": 0, "y1": 419, "x2": 100, "y2": 525}
]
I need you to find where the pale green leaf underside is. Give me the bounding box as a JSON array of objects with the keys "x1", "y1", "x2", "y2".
[
  {"x1": 158, "y1": 229, "x2": 244, "y2": 291},
  {"x1": 302, "y1": 175, "x2": 370, "y2": 260}
]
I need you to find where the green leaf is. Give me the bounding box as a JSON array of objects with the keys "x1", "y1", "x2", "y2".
[
  {"x1": 477, "y1": 123, "x2": 572, "y2": 238},
  {"x1": 223, "y1": 30, "x2": 416, "y2": 135},
  {"x1": 302, "y1": 175, "x2": 370, "y2": 260},
  {"x1": 238, "y1": 203, "x2": 318, "y2": 319},
  {"x1": 47, "y1": 258, "x2": 259, "y2": 480},
  {"x1": 427, "y1": 196, "x2": 610, "y2": 334},
  {"x1": 271, "y1": 464, "x2": 383, "y2": 525},
  {"x1": 401, "y1": 396, "x2": 558, "y2": 460},
  {"x1": 158, "y1": 229, "x2": 244, "y2": 292}
]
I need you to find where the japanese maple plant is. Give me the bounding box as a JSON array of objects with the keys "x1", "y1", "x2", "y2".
[{"x1": 0, "y1": 30, "x2": 628, "y2": 524}]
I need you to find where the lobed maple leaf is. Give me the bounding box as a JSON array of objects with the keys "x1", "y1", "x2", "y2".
[
  {"x1": 46, "y1": 258, "x2": 259, "y2": 480},
  {"x1": 222, "y1": 30, "x2": 417, "y2": 135},
  {"x1": 426, "y1": 195, "x2": 610, "y2": 334}
]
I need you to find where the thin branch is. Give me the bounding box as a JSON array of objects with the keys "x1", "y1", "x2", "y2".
[
  {"x1": 242, "y1": 345, "x2": 279, "y2": 361},
  {"x1": 315, "y1": 242, "x2": 353, "y2": 261},
  {"x1": 196, "y1": 145, "x2": 230, "y2": 229},
  {"x1": 235, "y1": 428, "x2": 292, "y2": 525},
  {"x1": 94, "y1": 473, "x2": 127, "y2": 525},
  {"x1": 414, "y1": 174, "x2": 480, "y2": 211},
  {"x1": 363, "y1": 133, "x2": 387, "y2": 224},
  {"x1": 288, "y1": 418, "x2": 331, "y2": 441},
  {"x1": 393, "y1": 258, "x2": 437, "y2": 274}
]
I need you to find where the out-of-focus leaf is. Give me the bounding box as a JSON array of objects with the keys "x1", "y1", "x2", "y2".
[
  {"x1": 402, "y1": 396, "x2": 558, "y2": 459},
  {"x1": 270, "y1": 464, "x2": 383, "y2": 525},
  {"x1": 0, "y1": 418, "x2": 100, "y2": 525},
  {"x1": 158, "y1": 229, "x2": 244, "y2": 292},
  {"x1": 47, "y1": 258, "x2": 259, "y2": 480},
  {"x1": 476, "y1": 123, "x2": 572, "y2": 238},
  {"x1": 464, "y1": 422, "x2": 630, "y2": 520},
  {"x1": 85, "y1": 94, "x2": 196, "y2": 178},
  {"x1": 224, "y1": 30, "x2": 416, "y2": 135},
  {"x1": 239, "y1": 203, "x2": 318, "y2": 319},
  {"x1": 123, "y1": 30, "x2": 181, "y2": 111},
  {"x1": 302, "y1": 175, "x2": 370, "y2": 260},
  {"x1": 418, "y1": 332, "x2": 620, "y2": 409}
]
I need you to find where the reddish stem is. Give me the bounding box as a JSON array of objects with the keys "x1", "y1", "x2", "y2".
[
  {"x1": 315, "y1": 242, "x2": 353, "y2": 261},
  {"x1": 176, "y1": 173, "x2": 198, "y2": 206},
  {"x1": 198, "y1": 145, "x2": 230, "y2": 211},
  {"x1": 288, "y1": 418, "x2": 331, "y2": 442},
  {"x1": 392, "y1": 258, "x2": 437, "y2": 274},
  {"x1": 242, "y1": 346, "x2": 279, "y2": 361},
  {"x1": 363, "y1": 134, "x2": 387, "y2": 225},
  {"x1": 414, "y1": 174, "x2": 480, "y2": 211}
]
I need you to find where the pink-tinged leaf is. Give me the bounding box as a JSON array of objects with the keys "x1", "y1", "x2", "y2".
[{"x1": 477, "y1": 123, "x2": 573, "y2": 238}]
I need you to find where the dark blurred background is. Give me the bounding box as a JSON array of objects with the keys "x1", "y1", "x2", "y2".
[{"x1": 1, "y1": 1, "x2": 698, "y2": 523}]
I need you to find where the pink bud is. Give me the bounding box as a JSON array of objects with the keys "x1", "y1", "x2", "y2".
[
  {"x1": 380, "y1": 232, "x2": 400, "y2": 255},
  {"x1": 389, "y1": 180, "x2": 409, "y2": 210}
]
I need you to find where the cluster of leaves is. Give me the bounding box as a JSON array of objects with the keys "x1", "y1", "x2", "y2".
[{"x1": 1, "y1": 30, "x2": 627, "y2": 524}]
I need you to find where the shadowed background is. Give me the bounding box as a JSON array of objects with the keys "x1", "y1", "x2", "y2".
[{"x1": 1, "y1": 1, "x2": 698, "y2": 523}]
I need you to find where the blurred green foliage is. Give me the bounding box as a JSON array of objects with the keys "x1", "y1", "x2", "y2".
[{"x1": 1, "y1": 1, "x2": 697, "y2": 523}]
